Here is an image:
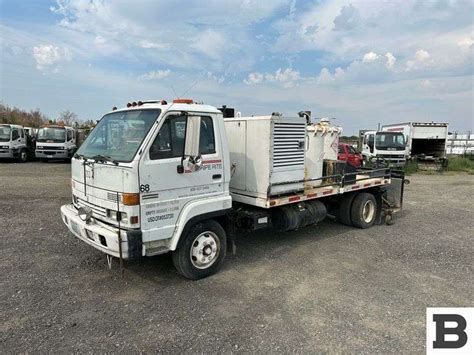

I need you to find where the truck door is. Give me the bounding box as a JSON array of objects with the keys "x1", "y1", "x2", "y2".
[
  {"x1": 11, "y1": 127, "x2": 22, "y2": 150},
  {"x1": 138, "y1": 112, "x2": 224, "y2": 242}
]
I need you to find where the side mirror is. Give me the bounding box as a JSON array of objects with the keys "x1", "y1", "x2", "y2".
[
  {"x1": 177, "y1": 115, "x2": 201, "y2": 174},
  {"x1": 184, "y1": 115, "x2": 201, "y2": 156}
]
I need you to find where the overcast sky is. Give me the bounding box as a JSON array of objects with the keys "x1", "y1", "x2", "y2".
[{"x1": 0, "y1": 0, "x2": 473, "y2": 134}]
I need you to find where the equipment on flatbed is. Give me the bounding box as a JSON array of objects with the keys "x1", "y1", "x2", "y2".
[{"x1": 60, "y1": 100, "x2": 406, "y2": 280}]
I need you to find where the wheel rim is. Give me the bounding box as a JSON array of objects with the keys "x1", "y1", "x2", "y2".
[
  {"x1": 190, "y1": 231, "x2": 220, "y2": 269},
  {"x1": 21, "y1": 151, "x2": 27, "y2": 161},
  {"x1": 362, "y1": 200, "x2": 375, "y2": 223}
]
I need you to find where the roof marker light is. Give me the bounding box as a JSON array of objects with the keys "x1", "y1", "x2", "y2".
[
  {"x1": 112, "y1": 106, "x2": 117, "y2": 111},
  {"x1": 173, "y1": 98, "x2": 193, "y2": 104},
  {"x1": 132, "y1": 102, "x2": 137, "y2": 107},
  {"x1": 127, "y1": 103, "x2": 132, "y2": 108}
]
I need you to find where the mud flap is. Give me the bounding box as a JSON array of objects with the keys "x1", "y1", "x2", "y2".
[{"x1": 379, "y1": 170, "x2": 407, "y2": 224}]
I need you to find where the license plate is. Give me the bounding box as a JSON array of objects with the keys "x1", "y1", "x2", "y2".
[{"x1": 71, "y1": 221, "x2": 81, "y2": 236}]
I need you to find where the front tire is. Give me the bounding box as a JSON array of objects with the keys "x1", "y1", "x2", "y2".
[
  {"x1": 350, "y1": 192, "x2": 377, "y2": 229},
  {"x1": 18, "y1": 149, "x2": 27, "y2": 163},
  {"x1": 172, "y1": 220, "x2": 227, "y2": 280}
]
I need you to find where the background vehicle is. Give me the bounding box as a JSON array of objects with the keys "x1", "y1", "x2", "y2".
[
  {"x1": 60, "y1": 100, "x2": 405, "y2": 280},
  {"x1": 0, "y1": 124, "x2": 30, "y2": 162},
  {"x1": 338, "y1": 143, "x2": 363, "y2": 168},
  {"x1": 361, "y1": 130, "x2": 408, "y2": 167},
  {"x1": 35, "y1": 125, "x2": 77, "y2": 161},
  {"x1": 381, "y1": 122, "x2": 448, "y2": 165}
]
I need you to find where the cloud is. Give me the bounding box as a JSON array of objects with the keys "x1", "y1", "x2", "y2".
[
  {"x1": 406, "y1": 49, "x2": 433, "y2": 71},
  {"x1": 138, "y1": 69, "x2": 171, "y2": 81},
  {"x1": 192, "y1": 30, "x2": 226, "y2": 59},
  {"x1": 333, "y1": 4, "x2": 360, "y2": 31},
  {"x1": 244, "y1": 68, "x2": 300, "y2": 88},
  {"x1": 385, "y1": 52, "x2": 396, "y2": 69},
  {"x1": 362, "y1": 52, "x2": 380, "y2": 63},
  {"x1": 32, "y1": 44, "x2": 71, "y2": 71},
  {"x1": 244, "y1": 72, "x2": 264, "y2": 85}
]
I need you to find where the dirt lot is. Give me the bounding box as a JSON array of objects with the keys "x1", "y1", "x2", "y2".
[{"x1": 1, "y1": 161, "x2": 473, "y2": 352}]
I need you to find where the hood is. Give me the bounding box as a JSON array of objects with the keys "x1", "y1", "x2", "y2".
[{"x1": 71, "y1": 158, "x2": 139, "y2": 193}]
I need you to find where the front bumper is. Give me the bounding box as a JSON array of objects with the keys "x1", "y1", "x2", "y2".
[
  {"x1": 60, "y1": 204, "x2": 143, "y2": 259},
  {"x1": 36, "y1": 149, "x2": 70, "y2": 159},
  {"x1": 0, "y1": 148, "x2": 15, "y2": 158}
]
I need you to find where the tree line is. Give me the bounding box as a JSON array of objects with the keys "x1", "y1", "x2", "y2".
[{"x1": 0, "y1": 103, "x2": 91, "y2": 128}]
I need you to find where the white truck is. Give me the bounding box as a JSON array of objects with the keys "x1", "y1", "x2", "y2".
[
  {"x1": 381, "y1": 122, "x2": 449, "y2": 165},
  {"x1": 35, "y1": 125, "x2": 78, "y2": 161},
  {"x1": 0, "y1": 124, "x2": 29, "y2": 162},
  {"x1": 60, "y1": 99, "x2": 406, "y2": 280},
  {"x1": 361, "y1": 130, "x2": 408, "y2": 167}
]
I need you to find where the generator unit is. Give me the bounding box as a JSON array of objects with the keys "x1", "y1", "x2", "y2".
[{"x1": 224, "y1": 114, "x2": 307, "y2": 198}]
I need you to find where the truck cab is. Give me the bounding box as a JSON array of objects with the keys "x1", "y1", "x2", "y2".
[
  {"x1": 0, "y1": 124, "x2": 28, "y2": 162},
  {"x1": 61, "y1": 100, "x2": 231, "y2": 278},
  {"x1": 362, "y1": 131, "x2": 407, "y2": 167},
  {"x1": 36, "y1": 125, "x2": 77, "y2": 161}
]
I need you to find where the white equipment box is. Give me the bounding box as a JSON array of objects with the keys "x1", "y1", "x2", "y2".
[{"x1": 224, "y1": 115, "x2": 307, "y2": 199}]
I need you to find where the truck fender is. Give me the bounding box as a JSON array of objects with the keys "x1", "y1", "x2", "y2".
[{"x1": 169, "y1": 195, "x2": 232, "y2": 251}]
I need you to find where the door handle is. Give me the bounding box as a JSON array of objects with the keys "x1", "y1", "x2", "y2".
[{"x1": 212, "y1": 174, "x2": 222, "y2": 180}]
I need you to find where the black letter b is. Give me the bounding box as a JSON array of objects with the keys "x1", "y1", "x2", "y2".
[{"x1": 433, "y1": 314, "x2": 468, "y2": 349}]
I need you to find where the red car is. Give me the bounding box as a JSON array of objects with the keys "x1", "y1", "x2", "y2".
[{"x1": 338, "y1": 143, "x2": 363, "y2": 168}]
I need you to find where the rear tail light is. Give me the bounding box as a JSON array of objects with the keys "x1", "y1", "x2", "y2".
[{"x1": 130, "y1": 216, "x2": 139, "y2": 224}]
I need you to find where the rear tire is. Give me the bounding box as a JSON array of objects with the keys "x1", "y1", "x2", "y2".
[
  {"x1": 337, "y1": 193, "x2": 356, "y2": 226},
  {"x1": 172, "y1": 220, "x2": 227, "y2": 280},
  {"x1": 350, "y1": 192, "x2": 377, "y2": 229}
]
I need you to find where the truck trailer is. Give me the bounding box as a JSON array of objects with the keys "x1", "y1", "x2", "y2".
[
  {"x1": 60, "y1": 99, "x2": 406, "y2": 280},
  {"x1": 381, "y1": 122, "x2": 448, "y2": 164}
]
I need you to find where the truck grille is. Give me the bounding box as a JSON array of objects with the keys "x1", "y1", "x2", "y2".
[
  {"x1": 76, "y1": 198, "x2": 107, "y2": 218},
  {"x1": 272, "y1": 122, "x2": 306, "y2": 168}
]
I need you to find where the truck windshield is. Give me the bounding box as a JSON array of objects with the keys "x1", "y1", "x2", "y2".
[
  {"x1": 77, "y1": 109, "x2": 161, "y2": 162},
  {"x1": 37, "y1": 127, "x2": 66, "y2": 142},
  {"x1": 0, "y1": 125, "x2": 11, "y2": 142},
  {"x1": 375, "y1": 132, "x2": 405, "y2": 150}
]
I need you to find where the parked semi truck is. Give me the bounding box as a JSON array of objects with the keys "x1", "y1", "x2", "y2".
[
  {"x1": 0, "y1": 124, "x2": 32, "y2": 162},
  {"x1": 35, "y1": 125, "x2": 78, "y2": 161},
  {"x1": 60, "y1": 99, "x2": 405, "y2": 279},
  {"x1": 381, "y1": 122, "x2": 449, "y2": 164},
  {"x1": 361, "y1": 130, "x2": 408, "y2": 167}
]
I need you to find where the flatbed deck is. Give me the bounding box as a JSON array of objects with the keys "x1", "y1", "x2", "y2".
[{"x1": 231, "y1": 169, "x2": 391, "y2": 208}]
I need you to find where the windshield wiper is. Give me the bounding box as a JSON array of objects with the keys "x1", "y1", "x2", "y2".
[{"x1": 91, "y1": 154, "x2": 119, "y2": 165}]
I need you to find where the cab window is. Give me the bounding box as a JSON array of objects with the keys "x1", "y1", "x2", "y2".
[
  {"x1": 338, "y1": 145, "x2": 344, "y2": 154},
  {"x1": 67, "y1": 130, "x2": 73, "y2": 141},
  {"x1": 11, "y1": 128, "x2": 19, "y2": 140},
  {"x1": 199, "y1": 116, "x2": 215, "y2": 155},
  {"x1": 150, "y1": 115, "x2": 187, "y2": 160}
]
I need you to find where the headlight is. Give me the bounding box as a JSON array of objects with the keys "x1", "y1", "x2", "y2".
[
  {"x1": 78, "y1": 206, "x2": 93, "y2": 223},
  {"x1": 37, "y1": 146, "x2": 44, "y2": 149},
  {"x1": 1, "y1": 146, "x2": 9, "y2": 149}
]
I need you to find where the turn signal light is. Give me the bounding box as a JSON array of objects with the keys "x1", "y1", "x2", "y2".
[{"x1": 122, "y1": 193, "x2": 140, "y2": 206}]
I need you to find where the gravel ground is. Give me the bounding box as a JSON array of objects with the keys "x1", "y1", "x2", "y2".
[{"x1": 1, "y1": 161, "x2": 473, "y2": 352}]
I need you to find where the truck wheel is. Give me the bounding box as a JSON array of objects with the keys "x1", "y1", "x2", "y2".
[
  {"x1": 172, "y1": 220, "x2": 227, "y2": 280},
  {"x1": 337, "y1": 193, "x2": 356, "y2": 226},
  {"x1": 18, "y1": 149, "x2": 27, "y2": 163},
  {"x1": 350, "y1": 193, "x2": 377, "y2": 229}
]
